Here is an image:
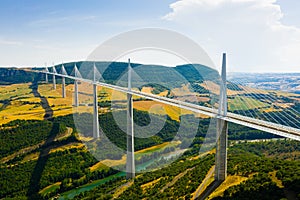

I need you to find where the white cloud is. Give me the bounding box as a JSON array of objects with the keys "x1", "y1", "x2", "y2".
[{"x1": 163, "y1": 0, "x2": 300, "y2": 72}]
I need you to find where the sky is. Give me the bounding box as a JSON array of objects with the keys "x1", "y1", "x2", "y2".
[{"x1": 0, "y1": 0, "x2": 300, "y2": 72}]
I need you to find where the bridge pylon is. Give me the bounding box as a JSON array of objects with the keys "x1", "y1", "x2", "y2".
[
  {"x1": 93, "y1": 63, "x2": 100, "y2": 139},
  {"x1": 73, "y1": 64, "x2": 80, "y2": 107},
  {"x1": 45, "y1": 66, "x2": 49, "y2": 83},
  {"x1": 215, "y1": 53, "x2": 228, "y2": 181},
  {"x1": 61, "y1": 64, "x2": 67, "y2": 98},
  {"x1": 126, "y1": 59, "x2": 135, "y2": 179},
  {"x1": 52, "y1": 65, "x2": 57, "y2": 90}
]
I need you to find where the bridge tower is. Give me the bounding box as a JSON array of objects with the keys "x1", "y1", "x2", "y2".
[
  {"x1": 73, "y1": 64, "x2": 80, "y2": 107},
  {"x1": 126, "y1": 59, "x2": 135, "y2": 179},
  {"x1": 215, "y1": 53, "x2": 228, "y2": 181},
  {"x1": 45, "y1": 66, "x2": 49, "y2": 83},
  {"x1": 61, "y1": 64, "x2": 67, "y2": 98},
  {"x1": 52, "y1": 65, "x2": 57, "y2": 90},
  {"x1": 93, "y1": 63, "x2": 100, "y2": 138}
]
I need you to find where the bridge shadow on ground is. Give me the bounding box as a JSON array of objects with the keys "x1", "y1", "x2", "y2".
[
  {"x1": 30, "y1": 78, "x2": 53, "y2": 120},
  {"x1": 196, "y1": 180, "x2": 223, "y2": 200},
  {"x1": 27, "y1": 76, "x2": 57, "y2": 199}
]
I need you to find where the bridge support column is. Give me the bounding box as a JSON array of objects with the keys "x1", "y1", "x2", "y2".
[
  {"x1": 62, "y1": 77, "x2": 66, "y2": 98},
  {"x1": 74, "y1": 80, "x2": 79, "y2": 107},
  {"x1": 93, "y1": 65, "x2": 100, "y2": 139},
  {"x1": 126, "y1": 59, "x2": 135, "y2": 179},
  {"x1": 215, "y1": 53, "x2": 228, "y2": 181},
  {"x1": 52, "y1": 66, "x2": 56, "y2": 90},
  {"x1": 215, "y1": 119, "x2": 228, "y2": 181},
  {"x1": 45, "y1": 66, "x2": 49, "y2": 83},
  {"x1": 73, "y1": 64, "x2": 81, "y2": 107}
]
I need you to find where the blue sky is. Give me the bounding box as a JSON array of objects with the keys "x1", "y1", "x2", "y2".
[{"x1": 0, "y1": 0, "x2": 300, "y2": 72}]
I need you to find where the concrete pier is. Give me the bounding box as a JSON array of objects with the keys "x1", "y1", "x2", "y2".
[
  {"x1": 61, "y1": 65, "x2": 67, "y2": 98},
  {"x1": 74, "y1": 80, "x2": 78, "y2": 107},
  {"x1": 93, "y1": 64, "x2": 100, "y2": 139},
  {"x1": 215, "y1": 53, "x2": 228, "y2": 181},
  {"x1": 45, "y1": 67, "x2": 48, "y2": 83},
  {"x1": 52, "y1": 66, "x2": 56, "y2": 90},
  {"x1": 126, "y1": 59, "x2": 135, "y2": 179},
  {"x1": 73, "y1": 64, "x2": 80, "y2": 107}
]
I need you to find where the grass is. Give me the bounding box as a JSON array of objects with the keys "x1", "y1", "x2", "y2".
[
  {"x1": 208, "y1": 175, "x2": 249, "y2": 199},
  {"x1": 192, "y1": 165, "x2": 215, "y2": 199},
  {"x1": 141, "y1": 178, "x2": 162, "y2": 190},
  {"x1": 113, "y1": 181, "x2": 134, "y2": 199},
  {"x1": 135, "y1": 141, "x2": 180, "y2": 160},
  {"x1": 39, "y1": 182, "x2": 61, "y2": 196},
  {"x1": 77, "y1": 135, "x2": 94, "y2": 142},
  {"x1": 137, "y1": 142, "x2": 174, "y2": 154},
  {"x1": 22, "y1": 152, "x2": 40, "y2": 162},
  {"x1": 158, "y1": 90, "x2": 168, "y2": 96},
  {"x1": 0, "y1": 82, "x2": 209, "y2": 124},
  {"x1": 97, "y1": 86, "x2": 142, "y2": 102},
  {"x1": 1, "y1": 142, "x2": 43, "y2": 163},
  {"x1": 89, "y1": 161, "x2": 110, "y2": 172},
  {"x1": 0, "y1": 83, "x2": 101, "y2": 125},
  {"x1": 100, "y1": 154, "x2": 128, "y2": 168},
  {"x1": 228, "y1": 96, "x2": 269, "y2": 111},
  {"x1": 0, "y1": 83, "x2": 44, "y2": 124},
  {"x1": 171, "y1": 84, "x2": 193, "y2": 96},
  {"x1": 269, "y1": 171, "x2": 283, "y2": 188},
  {"x1": 0, "y1": 83, "x2": 33, "y2": 101},
  {"x1": 54, "y1": 128, "x2": 73, "y2": 141},
  {"x1": 49, "y1": 143, "x2": 85, "y2": 154},
  {"x1": 141, "y1": 87, "x2": 153, "y2": 94},
  {"x1": 133, "y1": 100, "x2": 195, "y2": 121},
  {"x1": 160, "y1": 167, "x2": 195, "y2": 193}
]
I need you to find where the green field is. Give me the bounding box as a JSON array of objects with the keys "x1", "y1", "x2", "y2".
[{"x1": 228, "y1": 96, "x2": 269, "y2": 111}]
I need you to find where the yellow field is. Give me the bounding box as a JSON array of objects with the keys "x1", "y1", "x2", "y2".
[
  {"x1": 269, "y1": 171, "x2": 283, "y2": 188},
  {"x1": 96, "y1": 85, "x2": 142, "y2": 102},
  {"x1": 208, "y1": 175, "x2": 249, "y2": 199},
  {"x1": 100, "y1": 155, "x2": 127, "y2": 168},
  {"x1": 89, "y1": 161, "x2": 110, "y2": 172},
  {"x1": 0, "y1": 83, "x2": 101, "y2": 124},
  {"x1": 49, "y1": 143, "x2": 85, "y2": 154},
  {"x1": 137, "y1": 141, "x2": 177, "y2": 154},
  {"x1": 171, "y1": 84, "x2": 195, "y2": 96},
  {"x1": 133, "y1": 100, "x2": 208, "y2": 121},
  {"x1": 141, "y1": 87, "x2": 153, "y2": 94},
  {"x1": 0, "y1": 83, "x2": 45, "y2": 124},
  {"x1": 38, "y1": 84, "x2": 75, "y2": 118},
  {"x1": 0, "y1": 83, "x2": 33, "y2": 100},
  {"x1": 158, "y1": 90, "x2": 168, "y2": 96},
  {"x1": 0, "y1": 82, "x2": 210, "y2": 124}
]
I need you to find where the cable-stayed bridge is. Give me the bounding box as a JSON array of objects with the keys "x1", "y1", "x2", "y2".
[{"x1": 27, "y1": 54, "x2": 300, "y2": 184}]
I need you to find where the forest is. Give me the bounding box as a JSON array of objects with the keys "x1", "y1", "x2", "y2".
[
  {"x1": 1, "y1": 109, "x2": 299, "y2": 199},
  {"x1": 72, "y1": 140, "x2": 300, "y2": 200}
]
